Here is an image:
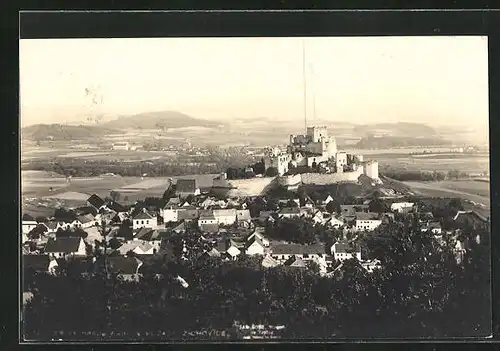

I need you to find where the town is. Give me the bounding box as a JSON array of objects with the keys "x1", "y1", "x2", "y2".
[{"x1": 21, "y1": 126, "x2": 490, "y2": 340}]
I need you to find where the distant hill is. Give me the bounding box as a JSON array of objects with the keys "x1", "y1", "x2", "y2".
[
  {"x1": 355, "y1": 136, "x2": 453, "y2": 149},
  {"x1": 21, "y1": 124, "x2": 122, "y2": 141},
  {"x1": 353, "y1": 122, "x2": 437, "y2": 137},
  {"x1": 104, "y1": 111, "x2": 224, "y2": 130}
]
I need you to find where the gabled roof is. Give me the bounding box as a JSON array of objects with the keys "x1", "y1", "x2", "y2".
[
  {"x1": 106, "y1": 256, "x2": 142, "y2": 275},
  {"x1": 177, "y1": 209, "x2": 199, "y2": 220},
  {"x1": 236, "y1": 209, "x2": 252, "y2": 221},
  {"x1": 117, "y1": 240, "x2": 154, "y2": 255},
  {"x1": 284, "y1": 255, "x2": 307, "y2": 268},
  {"x1": 23, "y1": 254, "x2": 51, "y2": 271},
  {"x1": 44, "y1": 237, "x2": 83, "y2": 253},
  {"x1": 87, "y1": 194, "x2": 105, "y2": 209},
  {"x1": 165, "y1": 197, "x2": 181, "y2": 207},
  {"x1": 213, "y1": 208, "x2": 237, "y2": 217},
  {"x1": 77, "y1": 214, "x2": 95, "y2": 224},
  {"x1": 134, "y1": 227, "x2": 155, "y2": 240},
  {"x1": 75, "y1": 206, "x2": 98, "y2": 216},
  {"x1": 333, "y1": 241, "x2": 361, "y2": 254},
  {"x1": 107, "y1": 201, "x2": 127, "y2": 213},
  {"x1": 172, "y1": 221, "x2": 186, "y2": 233},
  {"x1": 355, "y1": 212, "x2": 380, "y2": 221},
  {"x1": 133, "y1": 211, "x2": 154, "y2": 220},
  {"x1": 199, "y1": 209, "x2": 215, "y2": 219},
  {"x1": 271, "y1": 243, "x2": 325, "y2": 255},
  {"x1": 262, "y1": 254, "x2": 279, "y2": 268},
  {"x1": 247, "y1": 235, "x2": 265, "y2": 248},
  {"x1": 176, "y1": 179, "x2": 198, "y2": 193}
]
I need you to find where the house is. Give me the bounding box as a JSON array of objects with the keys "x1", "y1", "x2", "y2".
[
  {"x1": 161, "y1": 204, "x2": 181, "y2": 223},
  {"x1": 22, "y1": 220, "x2": 38, "y2": 235},
  {"x1": 270, "y1": 243, "x2": 326, "y2": 263},
  {"x1": 340, "y1": 205, "x2": 369, "y2": 219},
  {"x1": 245, "y1": 236, "x2": 266, "y2": 256},
  {"x1": 261, "y1": 254, "x2": 279, "y2": 268},
  {"x1": 331, "y1": 241, "x2": 362, "y2": 262},
  {"x1": 354, "y1": 212, "x2": 382, "y2": 232},
  {"x1": 325, "y1": 215, "x2": 344, "y2": 228},
  {"x1": 165, "y1": 197, "x2": 181, "y2": 207},
  {"x1": 301, "y1": 196, "x2": 315, "y2": 209},
  {"x1": 246, "y1": 230, "x2": 270, "y2": 247},
  {"x1": 117, "y1": 240, "x2": 159, "y2": 256},
  {"x1": 87, "y1": 194, "x2": 106, "y2": 211},
  {"x1": 453, "y1": 210, "x2": 488, "y2": 226},
  {"x1": 215, "y1": 238, "x2": 241, "y2": 260},
  {"x1": 77, "y1": 214, "x2": 96, "y2": 229},
  {"x1": 390, "y1": 202, "x2": 415, "y2": 213},
  {"x1": 175, "y1": 179, "x2": 201, "y2": 198},
  {"x1": 110, "y1": 212, "x2": 129, "y2": 225},
  {"x1": 213, "y1": 209, "x2": 237, "y2": 226},
  {"x1": 132, "y1": 210, "x2": 158, "y2": 230},
  {"x1": 236, "y1": 209, "x2": 252, "y2": 223},
  {"x1": 322, "y1": 195, "x2": 334, "y2": 205},
  {"x1": 23, "y1": 254, "x2": 59, "y2": 274},
  {"x1": 106, "y1": 201, "x2": 127, "y2": 214},
  {"x1": 177, "y1": 208, "x2": 199, "y2": 222},
  {"x1": 360, "y1": 259, "x2": 381, "y2": 273},
  {"x1": 278, "y1": 207, "x2": 301, "y2": 219},
  {"x1": 106, "y1": 256, "x2": 143, "y2": 281},
  {"x1": 70, "y1": 219, "x2": 83, "y2": 229},
  {"x1": 170, "y1": 221, "x2": 187, "y2": 234},
  {"x1": 200, "y1": 197, "x2": 217, "y2": 209},
  {"x1": 45, "y1": 221, "x2": 67, "y2": 234},
  {"x1": 44, "y1": 237, "x2": 86, "y2": 259},
  {"x1": 284, "y1": 255, "x2": 307, "y2": 269},
  {"x1": 198, "y1": 210, "x2": 217, "y2": 227},
  {"x1": 311, "y1": 210, "x2": 325, "y2": 225}
]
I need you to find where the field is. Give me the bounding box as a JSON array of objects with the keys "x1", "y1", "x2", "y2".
[
  {"x1": 403, "y1": 179, "x2": 490, "y2": 218},
  {"x1": 21, "y1": 171, "x2": 218, "y2": 217}
]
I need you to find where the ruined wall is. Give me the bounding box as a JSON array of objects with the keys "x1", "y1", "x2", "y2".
[{"x1": 300, "y1": 168, "x2": 364, "y2": 185}]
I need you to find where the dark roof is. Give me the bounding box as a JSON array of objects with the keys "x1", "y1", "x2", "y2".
[
  {"x1": 75, "y1": 206, "x2": 98, "y2": 216},
  {"x1": 106, "y1": 256, "x2": 142, "y2": 275},
  {"x1": 165, "y1": 198, "x2": 181, "y2": 207},
  {"x1": 333, "y1": 241, "x2": 361, "y2": 254},
  {"x1": 23, "y1": 254, "x2": 50, "y2": 271},
  {"x1": 271, "y1": 243, "x2": 325, "y2": 255},
  {"x1": 107, "y1": 201, "x2": 127, "y2": 213},
  {"x1": 199, "y1": 223, "x2": 220, "y2": 233},
  {"x1": 87, "y1": 194, "x2": 105, "y2": 209},
  {"x1": 77, "y1": 214, "x2": 95, "y2": 224},
  {"x1": 135, "y1": 227, "x2": 155, "y2": 240},
  {"x1": 355, "y1": 212, "x2": 380, "y2": 221},
  {"x1": 133, "y1": 211, "x2": 154, "y2": 220},
  {"x1": 284, "y1": 255, "x2": 307, "y2": 268},
  {"x1": 171, "y1": 221, "x2": 186, "y2": 233},
  {"x1": 176, "y1": 179, "x2": 198, "y2": 193},
  {"x1": 247, "y1": 235, "x2": 264, "y2": 248},
  {"x1": 44, "y1": 237, "x2": 83, "y2": 253},
  {"x1": 177, "y1": 209, "x2": 199, "y2": 220},
  {"x1": 279, "y1": 207, "x2": 301, "y2": 215}
]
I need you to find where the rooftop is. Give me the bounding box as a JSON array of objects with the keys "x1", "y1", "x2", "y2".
[
  {"x1": 44, "y1": 237, "x2": 83, "y2": 253},
  {"x1": 176, "y1": 179, "x2": 198, "y2": 193},
  {"x1": 271, "y1": 243, "x2": 325, "y2": 255}
]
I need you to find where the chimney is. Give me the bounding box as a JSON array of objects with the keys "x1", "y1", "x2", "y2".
[{"x1": 143, "y1": 208, "x2": 147, "y2": 213}]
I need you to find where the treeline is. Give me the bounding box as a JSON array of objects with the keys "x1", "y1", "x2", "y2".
[
  {"x1": 225, "y1": 159, "x2": 266, "y2": 180},
  {"x1": 23, "y1": 221, "x2": 491, "y2": 340},
  {"x1": 382, "y1": 170, "x2": 471, "y2": 182},
  {"x1": 23, "y1": 159, "x2": 222, "y2": 178},
  {"x1": 355, "y1": 136, "x2": 452, "y2": 149}
]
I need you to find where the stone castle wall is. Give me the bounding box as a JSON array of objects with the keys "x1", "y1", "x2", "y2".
[
  {"x1": 212, "y1": 176, "x2": 278, "y2": 197},
  {"x1": 300, "y1": 168, "x2": 364, "y2": 185}
]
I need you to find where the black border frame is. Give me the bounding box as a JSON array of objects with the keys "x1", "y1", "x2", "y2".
[{"x1": 5, "y1": 8, "x2": 500, "y2": 349}]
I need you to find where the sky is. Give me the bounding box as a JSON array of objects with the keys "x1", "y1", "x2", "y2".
[{"x1": 19, "y1": 36, "x2": 489, "y2": 129}]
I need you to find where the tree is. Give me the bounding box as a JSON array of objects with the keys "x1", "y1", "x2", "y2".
[
  {"x1": 325, "y1": 199, "x2": 341, "y2": 214},
  {"x1": 110, "y1": 190, "x2": 121, "y2": 202},
  {"x1": 369, "y1": 198, "x2": 389, "y2": 214},
  {"x1": 265, "y1": 167, "x2": 279, "y2": 177},
  {"x1": 27, "y1": 224, "x2": 47, "y2": 240},
  {"x1": 22, "y1": 213, "x2": 35, "y2": 221}
]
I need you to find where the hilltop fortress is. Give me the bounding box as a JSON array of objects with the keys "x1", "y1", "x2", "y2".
[
  {"x1": 264, "y1": 126, "x2": 379, "y2": 180},
  {"x1": 213, "y1": 126, "x2": 380, "y2": 197}
]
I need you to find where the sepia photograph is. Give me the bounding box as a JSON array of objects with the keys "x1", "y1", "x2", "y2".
[{"x1": 20, "y1": 36, "x2": 491, "y2": 341}]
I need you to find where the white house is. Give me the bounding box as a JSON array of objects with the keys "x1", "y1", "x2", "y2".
[
  {"x1": 354, "y1": 212, "x2": 382, "y2": 232},
  {"x1": 246, "y1": 231, "x2": 270, "y2": 247},
  {"x1": 322, "y1": 195, "x2": 334, "y2": 205},
  {"x1": 44, "y1": 237, "x2": 86, "y2": 259},
  {"x1": 213, "y1": 209, "x2": 237, "y2": 226},
  {"x1": 132, "y1": 210, "x2": 158, "y2": 230},
  {"x1": 261, "y1": 254, "x2": 280, "y2": 268},
  {"x1": 325, "y1": 216, "x2": 344, "y2": 229},
  {"x1": 278, "y1": 207, "x2": 301, "y2": 219},
  {"x1": 161, "y1": 205, "x2": 180, "y2": 223},
  {"x1": 22, "y1": 220, "x2": 38, "y2": 235},
  {"x1": 236, "y1": 209, "x2": 252, "y2": 223},
  {"x1": 331, "y1": 241, "x2": 362, "y2": 262},
  {"x1": 390, "y1": 202, "x2": 415, "y2": 213},
  {"x1": 117, "y1": 240, "x2": 159, "y2": 255},
  {"x1": 198, "y1": 210, "x2": 218, "y2": 227},
  {"x1": 245, "y1": 236, "x2": 266, "y2": 256}
]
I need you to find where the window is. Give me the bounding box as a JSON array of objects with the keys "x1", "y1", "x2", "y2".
[
  {"x1": 303, "y1": 254, "x2": 309, "y2": 258},
  {"x1": 146, "y1": 220, "x2": 149, "y2": 224},
  {"x1": 141, "y1": 220, "x2": 144, "y2": 225}
]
